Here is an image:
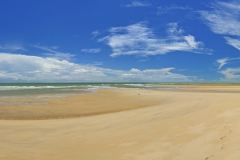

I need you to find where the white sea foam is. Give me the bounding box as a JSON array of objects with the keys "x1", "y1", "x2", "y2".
[
  {"x1": 122, "y1": 84, "x2": 146, "y2": 87},
  {"x1": 0, "y1": 85, "x2": 79, "y2": 91},
  {"x1": 0, "y1": 84, "x2": 115, "y2": 91}
]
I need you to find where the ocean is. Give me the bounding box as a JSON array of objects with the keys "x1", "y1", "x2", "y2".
[
  {"x1": 0, "y1": 83, "x2": 152, "y2": 97},
  {"x1": 0, "y1": 83, "x2": 238, "y2": 97}
]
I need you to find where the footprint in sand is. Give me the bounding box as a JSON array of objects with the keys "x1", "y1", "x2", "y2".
[
  {"x1": 218, "y1": 135, "x2": 226, "y2": 151},
  {"x1": 220, "y1": 145, "x2": 224, "y2": 150},
  {"x1": 204, "y1": 154, "x2": 214, "y2": 160},
  {"x1": 203, "y1": 125, "x2": 233, "y2": 160},
  {"x1": 219, "y1": 136, "x2": 226, "y2": 141},
  {"x1": 218, "y1": 124, "x2": 233, "y2": 151}
]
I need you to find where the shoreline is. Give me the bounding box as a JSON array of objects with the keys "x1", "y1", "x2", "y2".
[{"x1": 1, "y1": 86, "x2": 240, "y2": 120}]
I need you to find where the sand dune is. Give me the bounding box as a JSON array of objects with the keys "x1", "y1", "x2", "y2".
[{"x1": 1, "y1": 87, "x2": 240, "y2": 160}]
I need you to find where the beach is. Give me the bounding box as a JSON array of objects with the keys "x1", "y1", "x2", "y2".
[{"x1": 1, "y1": 85, "x2": 240, "y2": 160}]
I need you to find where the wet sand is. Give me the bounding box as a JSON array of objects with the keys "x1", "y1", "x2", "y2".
[
  {"x1": 1, "y1": 86, "x2": 240, "y2": 160},
  {"x1": 0, "y1": 89, "x2": 162, "y2": 120}
]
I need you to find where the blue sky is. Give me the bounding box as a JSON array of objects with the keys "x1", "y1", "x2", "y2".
[{"x1": 0, "y1": 0, "x2": 240, "y2": 82}]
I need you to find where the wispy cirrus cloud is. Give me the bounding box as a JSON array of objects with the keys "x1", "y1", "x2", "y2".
[
  {"x1": 217, "y1": 57, "x2": 240, "y2": 80},
  {"x1": 0, "y1": 53, "x2": 194, "y2": 82},
  {"x1": 157, "y1": 6, "x2": 192, "y2": 15},
  {"x1": 217, "y1": 57, "x2": 240, "y2": 69},
  {"x1": 100, "y1": 22, "x2": 210, "y2": 57},
  {"x1": 200, "y1": 1, "x2": 240, "y2": 35},
  {"x1": 0, "y1": 43, "x2": 25, "y2": 51},
  {"x1": 200, "y1": 1, "x2": 240, "y2": 51},
  {"x1": 225, "y1": 37, "x2": 240, "y2": 51},
  {"x1": 201, "y1": 1, "x2": 240, "y2": 81},
  {"x1": 125, "y1": 1, "x2": 151, "y2": 8},
  {"x1": 91, "y1": 30, "x2": 101, "y2": 38},
  {"x1": 81, "y1": 48, "x2": 101, "y2": 54},
  {"x1": 34, "y1": 45, "x2": 75, "y2": 60},
  {"x1": 217, "y1": 58, "x2": 230, "y2": 69},
  {"x1": 220, "y1": 68, "x2": 240, "y2": 81}
]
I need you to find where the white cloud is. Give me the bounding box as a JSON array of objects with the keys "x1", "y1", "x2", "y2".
[
  {"x1": 34, "y1": 45, "x2": 74, "y2": 60},
  {"x1": 0, "y1": 53, "x2": 193, "y2": 82},
  {"x1": 119, "y1": 67, "x2": 191, "y2": 82},
  {"x1": 100, "y1": 22, "x2": 210, "y2": 57},
  {"x1": 81, "y1": 48, "x2": 101, "y2": 53},
  {"x1": 125, "y1": 1, "x2": 151, "y2": 8},
  {"x1": 201, "y1": 1, "x2": 240, "y2": 51},
  {"x1": 220, "y1": 68, "x2": 240, "y2": 80}
]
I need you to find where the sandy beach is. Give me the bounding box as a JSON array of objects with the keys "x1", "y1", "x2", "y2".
[{"x1": 1, "y1": 86, "x2": 240, "y2": 160}]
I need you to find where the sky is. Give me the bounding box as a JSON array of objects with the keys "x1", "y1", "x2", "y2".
[{"x1": 0, "y1": 0, "x2": 240, "y2": 82}]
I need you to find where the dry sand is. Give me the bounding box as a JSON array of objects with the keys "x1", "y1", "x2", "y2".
[{"x1": 1, "y1": 86, "x2": 240, "y2": 160}]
